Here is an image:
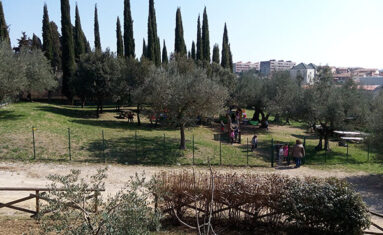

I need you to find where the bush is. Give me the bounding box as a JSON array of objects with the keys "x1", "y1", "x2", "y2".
[
  {"x1": 151, "y1": 171, "x2": 370, "y2": 234},
  {"x1": 39, "y1": 169, "x2": 161, "y2": 235}
]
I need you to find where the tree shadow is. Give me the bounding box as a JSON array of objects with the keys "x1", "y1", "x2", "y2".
[
  {"x1": 37, "y1": 106, "x2": 96, "y2": 119},
  {"x1": 346, "y1": 174, "x2": 383, "y2": 214},
  {"x1": 0, "y1": 110, "x2": 25, "y2": 121},
  {"x1": 71, "y1": 119, "x2": 178, "y2": 131},
  {"x1": 84, "y1": 135, "x2": 183, "y2": 165},
  {"x1": 291, "y1": 134, "x2": 317, "y2": 140}
]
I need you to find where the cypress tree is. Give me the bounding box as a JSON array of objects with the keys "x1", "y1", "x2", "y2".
[
  {"x1": 174, "y1": 8, "x2": 186, "y2": 56},
  {"x1": 221, "y1": 23, "x2": 231, "y2": 69},
  {"x1": 61, "y1": 0, "x2": 76, "y2": 99},
  {"x1": 162, "y1": 40, "x2": 168, "y2": 64},
  {"x1": 142, "y1": 38, "x2": 147, "y2": 58},
  {"x1": 191, "y1": 41, "x2": 196, "y2": 60},
  {"x1": 50, "y1": 21, "x2": 62, "y2": 70},
  {"x1": 32, "y1": 34, "x2": 42, "y2": 50},
  {"x1": 147, "y1": 0, "x2": 160, "y2": 66},
  {"x1": 74, "y1": 4, "x2": 86, "y2": 61},
  {"x1": 116, "y1": 17, "x2": 124, "y2": 57},
  {"x1": 94, "y1": 5, "x2": 101, "y2": 52},
  {"x1": 124, "y1": 0, "x2": 135, "y2": 58},
  {"x1": 42, "y1": 4, "x2": 53, "y2": 63},
  {"x1": 196, "y1": 15, "x2": 202, "y2": 61},
  {"x1": 0, "y1": 1, "x2": 9, "y2": 45},
  {"x1": 212, "y1": 44, "x2": 220, "y2": 64},
  {"x1": 228, "y1": 44, "x2": 233, "y2": 70},
  {"x1": 202, "y1": 7, "x2": 210, "y2": 62}
]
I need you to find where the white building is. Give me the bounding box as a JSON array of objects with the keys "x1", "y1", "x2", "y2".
[
  {"x1": 260, "y1": 60, "x2": 296, "y2": 76},
  {"x1": 233, "y1": 61, "x2": 260, "y2": 73},
  {"x1": 290, "y1": 63, "x2": 317, "y2": 85}
]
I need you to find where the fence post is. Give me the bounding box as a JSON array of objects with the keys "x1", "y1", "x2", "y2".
[
  {"x1": 325, "y1": 150, "x2": 327, "y2": 163},
  {"x1": 346, "y1": 143, "x2": 349, "y2": 161},
  {"x1": 135, "y1": 131, "x2": 138, "y2": 164},
  {"x1": 192, "y1": 135, "x2": 195, "y2": 165},
  {"x1": 68, "y1": 128, "x2": 71, "y2": 161},
  {"x1": 303, "y1": 137, "x2": 306, "y2": 165},
  {"x1": 32, "y1": 127, "x2": 36, "y2": 160},
  {"x1": 219, "y1": 134, "x2": 222, "y2": 165},
  {"x1": 367, "y1": 142, "x2": 370, "y2": 162},
  {"x1": 271, "y1": 138, "x2": 274, "y2": 167},
  {"x1": 246, "y1": 138, "x2": 249, "y2": 166},
  {"x1": 163, "y1": 134, "x2": 166, "y2": 161},
  {"x1": 102, "y1": 130, "x2": 106, "y2": 163}
]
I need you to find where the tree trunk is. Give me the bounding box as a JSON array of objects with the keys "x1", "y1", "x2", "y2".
[
  {"x1": 316, "y1": 136, "x2": 323, "y2": 151},
  {"x1": 324, "y1": 135, "x2": 330, "y2": 151},
  {"x1": 96, "y1": 105, "x2": 100, "y2": 118},
  {"x1": 274, "y1": 114, "x2": 280, "y2": 123},
  {"x1": 81, "y1": 97, "x2": 85, "y2": 108},
  {"x1": 137, "y1": 104, "x2": 141, "y2": 126},
  {"x1": 285, "y1": 117, "x2": 290, "y2": 125},
  {"x1": 252, "y1": 108, "x2": 260, "y2": 121},
  {"x1": 180, "y1": 124, "x2": 186, "y2": 150}
]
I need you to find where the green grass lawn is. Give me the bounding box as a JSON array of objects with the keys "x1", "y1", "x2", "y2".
[{"x1": 0, "y1": 102, "x2": 382, "y2": 173}]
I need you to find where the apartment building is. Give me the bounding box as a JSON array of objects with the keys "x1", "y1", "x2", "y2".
[
  {"x1": 260, "y1": 60, "x2": 296, "y2": 76},
  {"x1": 233, "y1": 61, "x2": 260, "y2": 73}
]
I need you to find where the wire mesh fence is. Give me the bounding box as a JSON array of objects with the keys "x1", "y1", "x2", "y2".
[{"x1": 0, "y1": 126, "x2": 381, "y2": 167}]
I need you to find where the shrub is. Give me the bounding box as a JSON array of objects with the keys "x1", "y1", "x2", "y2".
[
  {"x1": 151, "y1": 171, "x2": 370, "y2": 234},
  {"x1": 39, "y1": 169, "x2": 161, "y2": 235}
]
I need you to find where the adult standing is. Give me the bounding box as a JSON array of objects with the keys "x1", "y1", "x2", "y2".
[{"x1": 292, "y1": 140, "x2": 305, "y2": 168}]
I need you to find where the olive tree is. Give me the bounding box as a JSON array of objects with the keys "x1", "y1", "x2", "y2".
[
  {"x1": 295, "y1": 67, "x2": 370, "y2": 150},
  {"x1": 74, "y1": 51, "x2": 120, "y2": 117},
  {"x1": 0, "y1": 41, "x2": 57, "y2": 102},
  {"x1": 141, "y1": 59, "x2": 229, "y2": 149}
]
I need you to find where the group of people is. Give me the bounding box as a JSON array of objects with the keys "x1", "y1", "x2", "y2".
[{"x1": 277, "y1": 140, "x2": 305, "y2": 168}]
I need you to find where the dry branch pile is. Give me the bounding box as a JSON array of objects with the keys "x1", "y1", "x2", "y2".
[{"x1": 151, "y1": 171, "x2": 370, "y2": 234}]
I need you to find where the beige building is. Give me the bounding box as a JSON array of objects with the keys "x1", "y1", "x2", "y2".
[{"x1": 233, "y1": 61, "x2": 260, "y2": 73}]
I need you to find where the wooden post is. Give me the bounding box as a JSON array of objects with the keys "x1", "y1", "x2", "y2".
[
  {"x1": 135, "y1": 131, "x2": 138, "y2": 164},
  {"x1": 68, "y1": 128, "x2": 71, "y2": 161},
  {"x1": 368, "y1": 142, "x2": 370, "y2": 162},
  {"x1": 271, "y1": 139, "x2": 274, "y2": 167},
  {"x1": 246, "y1": 138, "x2": 249, "y2": 166},
  {"x1": 94, "y1": 190, "x2": 98, "y2": 213},
  {"x1": 219, "y1": 134, "x2": 222, "y2": 165},
  {"x1": 32, "y1": 127, "x2": 36, "y2": 160},
  {"x1": 192, "y1": 135, "x2": 195, "y2": 165},
  {"x1": 346, "y1": 143, "x2": 349, "y2": 161},
  {"x1": 35, "y1": 190, "x2": 39, "y2": 216},
  {"x1": 102, "y1": 130, "x2": 106, "y2": 163}
]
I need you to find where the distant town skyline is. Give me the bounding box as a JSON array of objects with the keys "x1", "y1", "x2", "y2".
[{"x1": 3, "y1": 0, "x2": 383, "y2": 68}]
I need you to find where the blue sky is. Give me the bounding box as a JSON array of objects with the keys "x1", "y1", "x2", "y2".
[{"x1": 2, "y1": 0, "x2": 383, "y2": 68}]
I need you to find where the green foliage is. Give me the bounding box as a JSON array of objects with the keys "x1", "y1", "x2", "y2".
[
  {"x1": 74, "y1": 51, "x2": 120, "y2": 116},
  {"x1": 212, "y1": 44, "x2": 220, "y2": 64},
  {"x1": 369, "y1": 91, "x2": 383, "y2": 151},
  {"x1": 196, "y1": 16, "x2": 202, "y2": 61},
  {"x1": 147, "y1": 0, "x2": 161, "y2": 66},
  {"x1": 42, "y1": 4, "x2": 53, "y2": 63},
  {"x1": 202, "y1": 8, "x2": 210, "y2": 62},
  {"x1": 174, "y1": 8, "x2": 186, "y2": 56},
  {"x1": 140, "y1": 57, "x2": 229, "y2": 148},
  {"x1": 0, "y1": 1, "x2": 10, "y2": 46},
  {"x1": 191, "y1": 41, "x2": 196, "y2": 61},
  {"x1": 40, "y1": 169, "x2": 161, "y2": 235},
  {"x1": 221, "y1": 23, "x2": 231, "y2": 69},
  {"x1": 74, "y1": 4, "x2": 86, "y2": 62},
  {"x1": 94, "y1": 5, "x2": 101, "y2": 52},
  {"x1": 116, "y1": 17, "x2": 124, "y2": 57},
  {"x1": 124, "y1": 0, "x2": 135, "y2": 58},
  {"x1": 153, "y1": 171, "x2": 370, "y2": 234},
  {"x1": 60, "y1": 0, "x2": 76, "y2": 99},
  {"x1": 161, "y1": 40, "x2": 168, "y2": 64},
  {"x1": 32, "y1": 34, "x2": 42, "y2": 50},
  {"x1": 142, "y1": 38, "x2": 147, "y2": 59},
  {"x1": 49, "y1": 21, "x2": 62, "y2": 70},
  {"x1": 0, "y1": 42, "x2": 57, "y2": 102}
]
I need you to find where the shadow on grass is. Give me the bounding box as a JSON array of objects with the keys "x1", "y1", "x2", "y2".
[
  {"x1": 0, "y1": 110, "x2": 25, "y2": 121},
  {"x1": 71, "y1": 119, "x2": 178, "y2": 131},
  {"x1": 37, "y1": 105, "x2": 96, "y2": 119},
  {"x1": 84, "y1": 135, "x2": 184, "y2": 165}
]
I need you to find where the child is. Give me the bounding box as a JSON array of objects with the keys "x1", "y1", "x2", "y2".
[
  {"x1": 283, "y1": 144, "x2": 289, "y2": 161},
  {"x1": 278, "y1": 146, "x2": 284, "y2": 165},
  {"x1": 230, "y1": 129, "x2": 235, "y2": 144},
  {"x1": 220, "y1": 120, "x2": 225, "y2": 132},
  {"x1": 251, "y1": 135, "x2": 258, "y2": 151}
]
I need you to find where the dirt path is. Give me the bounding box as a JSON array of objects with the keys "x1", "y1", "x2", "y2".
[{"x1": 0, "y1": 161, "x2": 382, "y2": 232}]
